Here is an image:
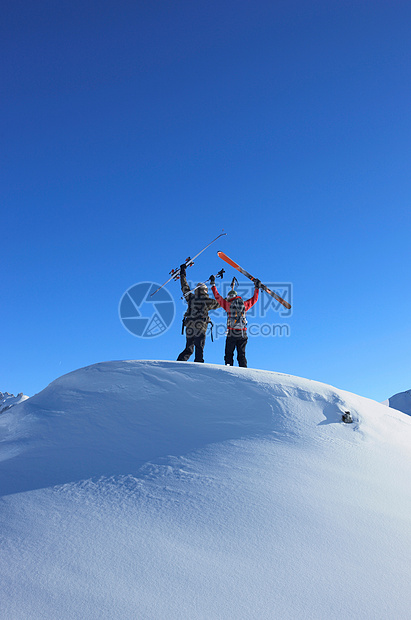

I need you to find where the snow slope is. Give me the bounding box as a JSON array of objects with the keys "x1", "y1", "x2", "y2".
[
  {"x1": 383, "y1": 388, "x2": 411, "y2": 416},
  {"x1": 1, "y1": 361, "x2": 411, "y2": 620}
]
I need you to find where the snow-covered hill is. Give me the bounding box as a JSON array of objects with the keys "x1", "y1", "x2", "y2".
[
  {"x1": 383, "y1": 388, "x2": 411, "y2": 416},
  {"x1": 1, "y1": 361, "x2": 411, "y2": 620},
  {"x1": 0, "y1": 390, "x2": 28, "y2": 414}
]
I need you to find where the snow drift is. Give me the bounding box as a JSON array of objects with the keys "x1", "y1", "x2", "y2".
[
  {"x1": 383, "y1": 388, "x2": 411, "y2": 416},
  {"x1": 1, "y1": 361, "x2": 411, "y2": 620}
]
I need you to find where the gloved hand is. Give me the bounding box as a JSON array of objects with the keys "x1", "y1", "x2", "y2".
[
  {"x1": 209, "y1": 275, "x2": 215, "y2": 285},
  {"x1": 179, "y1": 263, "x2": 187, "y2": 275},
  {"x1": 254, "y1": 278, "x2": 261, "y2": 289}
]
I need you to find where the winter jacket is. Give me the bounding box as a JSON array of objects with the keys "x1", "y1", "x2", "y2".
[
  {"x1": 211, "y1": 286, "x2": 259, "y2": 333},
  {"x1": 180, "y1": 273, "x2": 220, "y2": 336}
]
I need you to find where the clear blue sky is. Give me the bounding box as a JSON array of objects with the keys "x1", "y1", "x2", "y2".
[{"x1": 2, "y1": 0, "x2": 411, "y2": 402}]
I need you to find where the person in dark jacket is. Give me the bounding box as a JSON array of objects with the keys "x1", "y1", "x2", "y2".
[
  {"x1": 210, "y1": 276, "x2": 260, "y2": 367},
  {"x1": 177, "y1": 264, "x2": 220, "y2": 363}
]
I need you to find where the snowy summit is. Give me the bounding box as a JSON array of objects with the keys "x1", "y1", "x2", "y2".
[{"x1": 1, "y1": 360, "x2": 411, "y2": 619}]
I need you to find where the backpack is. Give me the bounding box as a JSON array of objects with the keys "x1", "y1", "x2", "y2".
[{"x1": 227, "y1": 297, "x2": 247, "y2": 330}]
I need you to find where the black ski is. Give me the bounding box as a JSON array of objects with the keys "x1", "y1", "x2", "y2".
[{"x1": 150, "y1": 233, "x2": 227, "y2": 297}]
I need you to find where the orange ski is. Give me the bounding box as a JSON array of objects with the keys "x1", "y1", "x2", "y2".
[{"x1": 217, "y1": 251, "x2": 291, "y2": 310}]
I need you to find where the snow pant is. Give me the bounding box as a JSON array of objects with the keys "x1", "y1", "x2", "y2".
[
  {"x1": 177, "y1": 333, "x2": 206, "y2": 363},
  {"x1": 224, "y1": 332, "x2": 248, "y2": 367}
]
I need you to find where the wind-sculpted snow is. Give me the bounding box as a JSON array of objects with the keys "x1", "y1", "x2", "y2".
[
  {"x1": 384, "y1": 388, "x2": 411, "y2": 416},
  {"x1": 1, "y1": 361, "x2": 411, "y2": 620}
]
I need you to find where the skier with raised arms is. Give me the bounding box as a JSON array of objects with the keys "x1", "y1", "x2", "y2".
[
  {"x1": 177, "y1": 264, "x2": 220, "y2": 363},
  {"x1": 210, "y1": 275, "x2": 260, "y2": 368}
]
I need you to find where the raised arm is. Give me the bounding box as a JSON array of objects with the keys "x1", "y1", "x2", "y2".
[
  {"x1": 244, "y1": 286, "x2": 259, "y2": 311},
  {"x1": 211, "y1": 285, "x2": 230, "y2": 312},
  {"x1": 179, "y1": 265, "x2": 191, "y2": 297}
]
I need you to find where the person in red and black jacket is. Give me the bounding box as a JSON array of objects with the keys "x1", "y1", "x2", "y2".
[{"x1": 210, "y1": 275, "x2": 260, "y2": 367}]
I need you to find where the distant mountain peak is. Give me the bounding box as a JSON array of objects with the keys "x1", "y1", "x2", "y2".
[{"x1": 0, "y1": 391, "x2": 28, "y2": 414}]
